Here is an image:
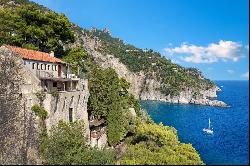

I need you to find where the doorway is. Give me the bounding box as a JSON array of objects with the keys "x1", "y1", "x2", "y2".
[
  {"x1": 58, "y1": 65, "x2": 61, "y2": 77},
  {"x1": 69, "y1": 108, "x2": 73, "y2": 122}
]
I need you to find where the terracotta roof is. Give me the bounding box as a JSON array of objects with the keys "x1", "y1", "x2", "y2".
[{"x1": 4, "y1": 45, "x2": 64, "y2": 63}]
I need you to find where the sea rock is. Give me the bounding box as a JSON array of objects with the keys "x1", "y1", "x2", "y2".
[{"x1": 190, "y1": 98, "x2": 228, "y2": 107}]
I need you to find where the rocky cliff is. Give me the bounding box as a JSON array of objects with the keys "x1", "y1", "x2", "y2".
[{"x1": 69, "y1": 26, "x2": 227, "y2": 107}]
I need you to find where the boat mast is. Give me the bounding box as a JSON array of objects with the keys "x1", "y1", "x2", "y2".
[{"x1": 208, "y1": 118, "x2": 211, "y2": 129}]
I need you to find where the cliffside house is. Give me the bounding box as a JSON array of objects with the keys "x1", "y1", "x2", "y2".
[
  {"x1": 4, "y1": 45, "x2": 81, "y2": 93},
  {"x1": 2, "y1": 45, "x2": 90, "y2": 134}
]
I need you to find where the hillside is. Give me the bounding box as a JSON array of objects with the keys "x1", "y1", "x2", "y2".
[
  {"x1": 71, "y1": 25, "x2": 227, "y2": 107},
  {"x1": 0, "y1": 0, "x2": 227, "y2": 107},
  {"x1": 0, "y1": 0, "x2": 223, "y2": 164}
]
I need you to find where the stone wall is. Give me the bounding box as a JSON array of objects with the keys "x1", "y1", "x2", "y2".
[
  {"x1": 43, "y1": 85, "x2": 90, "y2": 139},
  {"x1": 0, "y1": 45, "x2": 91, "y2": 164},
  {"x1": 0, "y1": 45, "x2": 42, "y2": 164}
]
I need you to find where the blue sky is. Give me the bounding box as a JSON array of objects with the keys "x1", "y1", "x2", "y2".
[{"x1": 32, "y1": 0, "x2": 249, "y2": 80}]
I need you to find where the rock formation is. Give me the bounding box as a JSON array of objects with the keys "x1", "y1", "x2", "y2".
[{"x1": 70, "y1": 27, "x2": 228, "y2": 107}]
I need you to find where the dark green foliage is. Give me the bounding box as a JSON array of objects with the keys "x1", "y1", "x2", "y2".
[
  {"x1": 62, "y1": 47, "x2": 94, "y2": 75},
  {"x1": 0, "y1": 3, "x2": 74, "y2": 56},
  {"x1": 128, "y1": 95, "x2": 142, "y2": 117},
  {"x1": 88, "y1": 67, "x2": 135, "y2": 146},
  {"x1": 31, "y1": 104, "x2": 48, "y2": 120},
  {"x1": 41, "y1": 120, "x2": 116, "y2": 165},
  {"x1": 82, "y1": 28, "x2": 215, "y2": 97},
  {"x1": 50, "y1": 90, "x2": 59, "y2": 98},
  {"x1": 0, "y1": 1, "x2": 207, "y2": 165},
  {"x1": 121, "y1": 123, "x2": 204, "y2": 165}
]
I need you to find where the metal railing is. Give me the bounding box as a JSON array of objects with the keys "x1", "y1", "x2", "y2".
[
  {"x1": 36, "y1": 70, "x2": 82, "y2": 80},
  {"x1": 36, "y1": 71, "x2": 54, "y2": 78}
]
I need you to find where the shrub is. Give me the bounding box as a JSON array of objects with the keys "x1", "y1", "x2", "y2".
[
  {"x1": 41, "y1": 120, "x2": 116, "y2": 165},
  {"x1": 31, "y1": 104, "x2": 48, "y2": 120},
  {"x1": 121, "y1": 123, "x2": 204, "y2": 165},
  {"x1": 50, "y1": 90, "x2": 59, "y2": 98},
  {"x1": 35, "y1": 90, "x2": 46, "y2": 103}
]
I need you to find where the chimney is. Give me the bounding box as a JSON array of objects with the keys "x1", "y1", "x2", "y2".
[{"x1": 49, "y1": 51, "x2": 54, "y2": 57}]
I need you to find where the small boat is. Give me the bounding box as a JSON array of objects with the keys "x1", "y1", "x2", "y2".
[{"x1": 203, "y1": 118, "x2": 213, "y2": 134}]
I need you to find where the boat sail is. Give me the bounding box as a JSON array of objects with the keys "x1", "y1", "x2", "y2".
[{"x1": 203, "y1": 118, "x2": 213, "y2": 134}]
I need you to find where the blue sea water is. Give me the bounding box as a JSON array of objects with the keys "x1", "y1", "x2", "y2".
[{"x1": 140, "y1": 80, "x2": 249, "y2": 165}]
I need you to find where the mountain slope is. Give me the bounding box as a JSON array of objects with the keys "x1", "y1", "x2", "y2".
[
  {"x1": 0, "y1": 0, "x2": 227, "y2": 108},
  {"x1": 70, "y1": 25, "x2": 227, "y2": 107}
]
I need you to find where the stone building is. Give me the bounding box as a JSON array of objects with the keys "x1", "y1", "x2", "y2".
[
  {"x1": 89, "y1": 116, "x2": 107, "y2": 149},
  {"x1": 1, "y1": 45, "x2": 90, "y2": 135},
  {"x1": 0, "y1": 45, "x2": 109, "y2": 164}
]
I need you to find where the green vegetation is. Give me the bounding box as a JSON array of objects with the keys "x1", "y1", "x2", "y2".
[
  {"x1": 31, "y1": 104, "x2": 48, "y2": 120},
  {"x1": 82, "y1": 29, "x2": 215, "y2": 97},
  {"x1": 88, "y1": 67, "x2": 137, "y2": 146},
  {"x1": 0, "y1": 1, "x2": 206, "y2": 165},
  {"x1": 35, "y1": 90, "x2": 46, "y2": 105},
  {"x1": 0, "y1": 2, "x2": 74, "y2": 56},
  {"x1": 50, "y1": 90, "x2": 59, "y2": 98},
  {"x1": 62, "y1": 47, "x2": 95, "y2": 75},
  {"x1": 41, "y1": 120, "x2": 116, "y2": 165},
  {"x1": 121, "y1": 123, "x2": 204, "y2": 165}
]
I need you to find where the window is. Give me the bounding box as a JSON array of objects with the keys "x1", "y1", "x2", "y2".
[
  {"x1": 47, "y1": 65, "x2": 50, "y2": 70},
  {"x1": 23, "y1": 61, "x2": 26, "y2": 65},
  {"x1": 37, "y1": 63, "x2": 40, "y2": 70},
  {"x1": 53, "y1": 82, "x2": 57, "y2": 87},
  {"x1": 32, "y1": 63, "x2": 35, "y2": 69},
  {"x1": 55, "y1": 65, "x2": 57, "y2": 71},
  {"x1": 41, "y1": 64, "x2": 43, "y2": 70},
  {"x1": 44, "y1": 64, "x2": 47, "y2": 70},
  {"x1": 69, "y1": 108, "x2": 73, "y2": 122},
  {"x1": 52, "y1": 65, "x2": 54, "y2": 71},
  {"x1": 62, "y1": 97, "x2": 66, "y2": 111}
]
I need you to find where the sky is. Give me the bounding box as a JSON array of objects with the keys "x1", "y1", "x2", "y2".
[{"x1": 32, "y1": 0, "x2": 249, "y2": 80}]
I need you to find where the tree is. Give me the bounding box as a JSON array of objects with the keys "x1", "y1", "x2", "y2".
[
  {"x1": 62, "y1": 47, "x2": 94, "y2": 75},
  {"x1": 41, "y1": 120, "x2": 115, "y2": 165},
  {"x1": 88, "y1": 67, "x2": 133, "y2": 146},
  {"x1": 121, "y1": 123, "x2": 205, "y2": 165},
  {"x1": 0, "y1": 4, "x2": 74, "y2": 56}
]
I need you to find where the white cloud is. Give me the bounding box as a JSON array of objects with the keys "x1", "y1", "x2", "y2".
[
  {"x1": 241, "y1": 71, "x2": 249, "y2": 79},
  {"x1": 227, "y1": 69, "x2": 235, "y2": 74},
  {"x1": 164, "y1": 40, "x2": 245, "y2": 64},
  {"x1": 245, "y1": 44, "x2": 249, "y2": 50}
]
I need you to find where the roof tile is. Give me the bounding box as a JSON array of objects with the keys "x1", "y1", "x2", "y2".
[{"x1": 5, "y1": 45, "x2": 64, "y2": 63}]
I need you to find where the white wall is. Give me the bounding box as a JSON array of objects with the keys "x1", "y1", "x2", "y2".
[{"x1": 23, "y1": 59, "x2": 67, "y2": 78}]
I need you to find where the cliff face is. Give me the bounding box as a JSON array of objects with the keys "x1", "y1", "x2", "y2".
[
  {"x1": 0, "y1": 46, "x2": 41, "y2": 164},
  {"x1": 70, "y1": 27, "x2": 227, "y2": 107}
]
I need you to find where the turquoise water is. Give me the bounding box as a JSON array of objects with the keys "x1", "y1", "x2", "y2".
[{"x1": 140, "y1": 81, "x2": 249, "y2": 165}]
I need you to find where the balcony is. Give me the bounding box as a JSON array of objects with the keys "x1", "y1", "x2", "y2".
[{"x1": 36, "y1": 70, "x2": 80, "y2": 81}]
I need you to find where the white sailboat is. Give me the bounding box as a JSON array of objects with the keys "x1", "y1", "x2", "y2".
[{"x1": 203, "y1": 118, "x2": 213, "y2": 134}]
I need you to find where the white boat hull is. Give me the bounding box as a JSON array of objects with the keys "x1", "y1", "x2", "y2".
[{"x1": 203, "y1": 128, "x2": 213, "y2": 134}]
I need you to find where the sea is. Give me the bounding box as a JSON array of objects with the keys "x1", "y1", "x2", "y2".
[{"x1": 140, "y1": 80, "x2": 249, "y2": 165}]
